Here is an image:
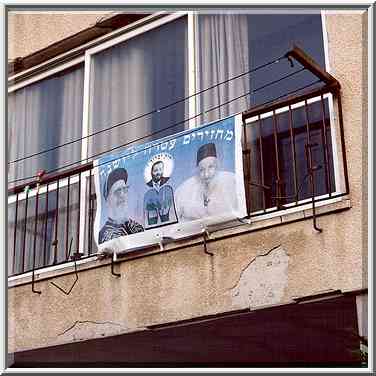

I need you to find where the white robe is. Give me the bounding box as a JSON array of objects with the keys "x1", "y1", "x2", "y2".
[{"x1": 174, "y1": 171, "x2": 238, "y2": 222}]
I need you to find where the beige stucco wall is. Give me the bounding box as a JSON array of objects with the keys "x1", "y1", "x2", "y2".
[
  {"x1": 7, "y1": 11, "x2": 368, "y2": 353},
  {"x1": 8, "y1": 11, "x2": 112, "y2": 60}
]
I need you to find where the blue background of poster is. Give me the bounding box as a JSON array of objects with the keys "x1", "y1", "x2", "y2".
[{"x1": 96, "y1": 116, "x2": 236, "y2": 232}]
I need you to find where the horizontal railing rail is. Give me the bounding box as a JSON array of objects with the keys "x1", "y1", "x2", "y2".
[
  {"x1": 8, "y1": 162, "x2": 93, "y2": 196},
  {"x1": 8, "y1": 162, "x2": 97, "y2": 280}
]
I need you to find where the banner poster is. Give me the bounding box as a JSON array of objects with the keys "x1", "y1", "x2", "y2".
[{"x1": 93, "y1": 114, "x2": 247, "y2": 254}]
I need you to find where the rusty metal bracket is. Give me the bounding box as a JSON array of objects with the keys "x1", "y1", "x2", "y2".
[
  {"x1": 111, "y1": 253, "x2": 121, "y2": 278},
  {"x1": 50, "y1": 238, "x2": 80, "y2": 295},
  {"x1": 31, "y1": 267, "x2": 41, "y2": 294},
  {"x1": 285, "y1": 45, "x2": 339, "y2": 88},
  {"x1": 202, "y1": 228, "x2": 213, "y2": 256},
  {"x1": 51, "y1": 239, "x2": 58, "y2": 265},
  {"x1": 305, "y1": 143, "x2": 323, "y2": 233},
  {"x1": 287, "y1": 55, "x2": 294, "y2": 68}
]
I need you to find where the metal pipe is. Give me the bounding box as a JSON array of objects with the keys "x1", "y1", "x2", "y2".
[
  {"x1": 65, "y1": 176, "x2": 71, "y2": 260},
  {"x1": 32, "y1": 190, "x2": 39, "y2": 272},
  {"x1": 288, "y1": 105, "x2": 298, "y2": 203},
  {"x1": 76, "y1": 172, "x2": 81, "y2": 254},
  {"x1": 43, "y1": 184, "x2": 49, "y2": 267},
  {"x1": 320, "y1": 95, "x2": 331, "y2": 196},
  {"x1": 272, "y1": 110, "x2": 283, "y2": 208},
  {"x1": 8, "y1": 161, "x2": 93, "y2": 196},
  {"x1": 258, "y1": 116, "x2": 266, "y2": 212},
  {"x1": 242, "y1": 121, "x2": 251, "y2": 216},
  {"x1": 304, "y1": 100, "x2": 323, "y2": 233},
  {"x1": 88, "y1": 168, "x2": 93, "y2": 256},
  {"x1": 242, "y1": 83, "x2": 338, "y2": 122},
  {"x1": 12, "y1": 193, "x2": 19, "y2": 275},
  {"x1": 21, "y1": 189, "x2": 29, "y2": 273},
  {"x1": 52, "y1": 179, "x2": 59, "y2": 265},
  {"x1": 336, "y1": 92, "x2": 350, "y2": 195},
  {"x1": 32, "y1": 190, "x2": 41, "y2": 296},
  {"x1": 111, "y1": 255, "x2": 121, "y2": 277}
]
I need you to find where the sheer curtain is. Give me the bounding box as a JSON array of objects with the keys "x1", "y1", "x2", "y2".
[
  {"x1": 88, "y1": 16, "x2": 188, "y2": 157},
  {"x1": 8, "y1": 66, "x2": 83, "y2": 181},
  {"x1": 8, "y1": 65, "x2": 84, "y2": 183},
  {"x1": 196, "y1": 13, "x2": 251, "y2": 124},
  {"x1": 8, "y1": 65, "x2": 84, "y2": 275}
]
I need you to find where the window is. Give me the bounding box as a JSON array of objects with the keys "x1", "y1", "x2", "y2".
[
  {"x1": 8, "y1": 64, "x2": 85, "y2": 276},
  {"x1": 195, "y1": 12, "x2": 326, "y2": 123},
  {"x1": 8, "y1": 64, "x2": 84, "y2": 182},
  {"x1": 8, "y1": 12, "x2": 344, "y2": 278},
  {"x1": 87, "y1": 15, "x2": 188, "y2": 158}
]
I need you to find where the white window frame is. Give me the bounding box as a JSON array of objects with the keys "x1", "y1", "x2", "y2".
[
  {"x1": 8, "y1": 10, "x2": 345, "y2": 280},
  {"x1": 81, "y1": 11, "x2": 192, "y2": 164}
]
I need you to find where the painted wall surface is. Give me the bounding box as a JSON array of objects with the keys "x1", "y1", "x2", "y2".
[
  {"x1": 7, "y1": 11, "x2": 368, "y2": 353},
  {"x1": 8, "y1": 11, "x2": 111, "y2": 60}
]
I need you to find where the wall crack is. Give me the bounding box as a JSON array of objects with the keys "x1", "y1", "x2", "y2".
[
  {"x1": 229, "y1": 244, "x2": 289, "y2": 309},
  {"x1": 58, "y1": 320, "x2": 123, "y2": 337},
  {"x1": 228, "y1": 244, "x2": 282, "y2": 290}
]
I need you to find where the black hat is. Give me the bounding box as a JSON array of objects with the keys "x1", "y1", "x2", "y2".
[
  {"x1": 196, "y1": 143, "x2": 217, "y2": 166},
  {"x1": 104, "y1": 168, "x2": 128, "y2": 200}
]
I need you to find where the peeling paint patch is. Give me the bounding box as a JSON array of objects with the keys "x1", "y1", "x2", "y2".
[
  {"x1": 231, "y1": 245, "x2": 289, "y2": 309},
  {"x1": 57, "y1": 320, "x2": 126, "y2": 342}
]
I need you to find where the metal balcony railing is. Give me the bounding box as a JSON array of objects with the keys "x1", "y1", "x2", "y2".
[
  {"x1": 241, "y1": 46, "x2": 349, "y2": 223},
  {"x1": 7, "y1": 46, "x2": 349, "y2": 281}
]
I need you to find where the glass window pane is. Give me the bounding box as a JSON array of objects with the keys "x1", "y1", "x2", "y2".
[
  {"x1": 88, "y1": 16, "x2": 188, "y2": 157},
  {"x1": 196, "y1": 12, "x2": 326, "y2": 122},
  {"x1": 8, "y1": 64, "x2": 84, "y2": 184}
]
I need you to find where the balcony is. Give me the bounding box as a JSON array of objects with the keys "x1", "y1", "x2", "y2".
[{"x1": 7, "y1": 47, "x2": 349, "y2": 283}]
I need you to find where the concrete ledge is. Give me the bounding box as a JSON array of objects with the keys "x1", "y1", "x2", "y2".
[{"x1": 8, "y1": 196, "x2": 352, "y2": 289}]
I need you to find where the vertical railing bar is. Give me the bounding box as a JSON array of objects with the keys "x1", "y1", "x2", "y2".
[
  {"x1": 21, "y1": 189, "x2": 29, "y2": 274},
  {"x1": 320, "y1": 94, "x2": 332, "y2": 197},
  {"x1": 88, "y1": 168, "x2": 93, "y2": 256},
  {"x1": 12, "y1": 192, "x2": 19, "y2": 275},
  {"x1": 32, "y1": 189, "x2": 40, "y2": 273},
  {"x1": 76, "y1": 172, "x2": 81, "y2": 256},
  {"x1": 53, "y1": 179, "x2": 59, "y2": 265},
  {"x1": 258, "y1": 116, "x2": 266, "y2": 212},
  {"x1": 43, "y1": 184, "x2": 49, "y2": 267},
  {"x1": 242, "y1": 120, "x2": 251, "y2": 216},
  {"x1": 336, "y1": 93, "x2": 350, "y2": 194},
  {"x1": 65, "y1": 176, "x2": 71, "y2": 261},
  {"x1": 272, "y1": 110, "x2": 282, "y2": 208},
  {"x1": 304, "y1": 99, "x2": 322, "y2": 232},
  {"x1": 304, "y1": 100, "x2": 312, "y2": 164},
  {"x1": 288, "y1": 105, "x2": 299, "y2": 204}
]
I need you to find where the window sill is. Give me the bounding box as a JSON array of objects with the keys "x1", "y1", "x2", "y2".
[{"x1": 8, "y1": 195, "x2": 351, "y2": 289}]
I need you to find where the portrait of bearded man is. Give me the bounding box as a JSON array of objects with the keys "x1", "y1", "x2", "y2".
[{"x1": 175, "y1": 143, "x2": 238, "y2": 221}]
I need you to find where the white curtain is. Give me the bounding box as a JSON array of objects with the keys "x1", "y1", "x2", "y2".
[
  {"x1": 196, "y1": 13, "x2": 251, "y2": 124},
  {"x1": 88, "y1": 16, "x2": 188, "y2": 157},
  {"x1": 8, "y1": 65, "x2": 84, "y2": 183},
  {"x1": 8, "y1": 65, "x2": 84, "y2": 275}
]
